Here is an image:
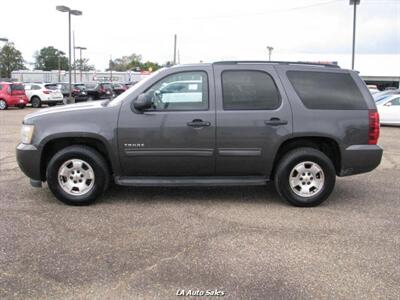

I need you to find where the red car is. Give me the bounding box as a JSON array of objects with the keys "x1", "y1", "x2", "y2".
[{"x1": 0, "y1": 82, "x2": 29, "y2": 110}]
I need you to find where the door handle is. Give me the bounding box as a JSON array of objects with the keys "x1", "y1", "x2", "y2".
[
  {"x1": 187, "y1": 119, "x2": 211, "y2": 128},
  {"x1": 264, "y1": 118, "x2": 288, "y2": 126}
]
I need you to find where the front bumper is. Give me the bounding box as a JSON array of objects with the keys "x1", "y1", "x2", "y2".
[
  {"x1": 16, "y1": 143, "x2": 42, "y2": 181},
  {"x1": 339, "y1": 144, "x2": 383, "y2": 176}
]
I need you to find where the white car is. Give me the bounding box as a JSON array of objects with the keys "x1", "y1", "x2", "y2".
[
  {"x1": 377, "y1": 95, "x2": 400, "y2": 126},
  {"x1": 24, "y1": 83, "x2": 64, "y2": 108}
]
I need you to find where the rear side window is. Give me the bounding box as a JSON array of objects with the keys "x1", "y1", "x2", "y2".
[
  {"x1": 287, "y1": 71, "x2": 367, "y2": 110},
  {"x1": 11, "y1": 84, "x2": 24, "y2": 91},
  {"x1": 222, "y1": 70, "x2": 280, "y2": 110},
  {"x1": 45, "y1": 84, "x2": 58, "y2": 90}
]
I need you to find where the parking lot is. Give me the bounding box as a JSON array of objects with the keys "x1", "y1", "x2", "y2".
[{"x1": 0, "y1": 107, "x2": 399, "y2": 299}]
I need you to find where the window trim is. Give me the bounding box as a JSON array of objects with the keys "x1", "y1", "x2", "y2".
[
  {"x1": 143, "y1": 70, "x2": 210, "y2": 112},
  {"x1": 221, "y1": 69, "x2": 282, "y2": 111}
]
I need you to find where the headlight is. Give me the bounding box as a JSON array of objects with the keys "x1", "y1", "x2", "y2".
[{"x1": 21, "y1": 124, "x2": 35, "y2": 144}]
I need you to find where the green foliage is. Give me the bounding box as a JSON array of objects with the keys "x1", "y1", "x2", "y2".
[
  {"x1": 72, "y1": 58, "x2": 95, "y2": 71},
  {"x1": 0, "y1": 43, "x2": 26, "y2": 78},
  {"x1": 108, "y1": 53, "x2": 161, "y2": 72},
  {"x1": 34, "y1": 46, "x2": 68, "y2": 71}
]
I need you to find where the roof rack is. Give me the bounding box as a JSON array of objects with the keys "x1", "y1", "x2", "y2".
[{"x1": 213, "y1": 61, "x2": 340, "y2": 68}]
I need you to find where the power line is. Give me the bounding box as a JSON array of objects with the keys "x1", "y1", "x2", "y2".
[{"x1": 177, "y1": 0, "x2": 341, "y2": 20}]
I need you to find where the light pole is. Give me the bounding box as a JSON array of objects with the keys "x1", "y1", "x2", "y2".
[
  {"x1": 74, "y1": 46, "x2": 86, "y2": 82},
  {"x1": 267, "y1": 46, "x2": 274, "y2": 61},
  {"x1": 0, "y1": 38, "x2": 8, "y2": 42},
  {"x1": 56, "y1": 5, "x2": 82, "y2": 104},
  {"x1": 350, "y1": 0, "x2": 360, "y2": 70}
]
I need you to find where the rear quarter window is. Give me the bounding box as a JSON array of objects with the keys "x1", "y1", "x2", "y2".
[{"x1": 287, "y1": 71, "x2": 367, "y2": 110}]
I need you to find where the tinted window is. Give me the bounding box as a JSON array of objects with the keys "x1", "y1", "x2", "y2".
[
  {"x1": 387, "y1": 97, "x2": 400, "y2": 106},
  {"x1": 32, "y1": 85, "x2": 41, "y2": 90},
  {"x1": 222, "y1": 70, "x2": 280, "y2": 110},
  {"x1": 287, "y1": 71, "x2": 367, "y2": 110},
  {"x1": 0, "y1": 85, "x2": 3, "y2": 90},
  {"x1": 74, "y1": 84, "x2": 86, "y2": 90},
  {"x1": 11, "y1": 84, "x2": 24, "y2": 91},
  {"x1": 45, "y1": 84, "x2": 58, "y2": 90},
  {"x1": 146, "y1": 71, "x2": 208, "y2": 111}
]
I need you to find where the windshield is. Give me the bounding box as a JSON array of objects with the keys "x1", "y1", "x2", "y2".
[
  {"x1": 74, "y1": 84, "x2": 86, "y2": 90},
  {"x1": 107, "y1": 69, "x2": 164, "y2": 106}
]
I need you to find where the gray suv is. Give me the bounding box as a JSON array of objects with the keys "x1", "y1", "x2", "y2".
[{"x1": 16, "y1": 61, "x2": 383, "y2": 207}]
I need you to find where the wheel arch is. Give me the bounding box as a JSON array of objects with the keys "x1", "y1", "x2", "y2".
[
  {"x1": 39, "y1": 134, "x2": 117, "y2": 181},
  {"x1": 272, "y1": 136, "x2": 341, "y2": 178}
]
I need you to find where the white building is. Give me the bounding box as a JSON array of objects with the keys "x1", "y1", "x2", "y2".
[{"x1": 10, "y1": 70, "x2": 149, "y2": 83}]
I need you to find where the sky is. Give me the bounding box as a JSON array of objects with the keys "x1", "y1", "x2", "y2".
[{"x1": 1, "y1": 0, "x2": 399, "y2": 76}]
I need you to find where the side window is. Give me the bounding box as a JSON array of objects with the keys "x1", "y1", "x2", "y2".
[
  {"x1": 0, "y1": 84, "x2": 3, "y2": 91},
  {"x1": 146, "y1": 71, "x2": 208, "y2": 111},
  {"x1": 32, "y1": 85, "x2": 41, "y2": 90},
  {"x1": 222, "y1": 70, "x2": 280, "y2": 110},
  {"x1": 287, "y1": 71, "x2": 367, "y2": 110}
]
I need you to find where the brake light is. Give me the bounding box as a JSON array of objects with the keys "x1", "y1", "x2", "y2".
[
  {"x1": 43, "y1": 90, "x2": 50, "y2": 94},
  {"x1": 368, "y1": 110, "x2": 380, "y2": 145}
]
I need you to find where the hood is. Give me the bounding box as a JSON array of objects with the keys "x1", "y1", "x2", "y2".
[{"x1": 24, "y1": 101, "x2": 108, "y2": 123}]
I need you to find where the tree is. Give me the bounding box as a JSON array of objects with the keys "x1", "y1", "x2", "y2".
[
  {"x1": 34, "y1": 46, "x2": 68, "y2": 71},
  {"x1": 108, "y1": 53, "x2": 161, "y2": 72},
  {"x1": 0, "y1": 43, "x2": 26, "y2": 78},
  {"x1": 72, "y1": 58, "x2": 95, "y2": 71}
]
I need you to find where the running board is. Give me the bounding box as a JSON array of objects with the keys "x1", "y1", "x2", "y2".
[{"x1": 114, "y1": 176, "x2": 269, "y2": 187}]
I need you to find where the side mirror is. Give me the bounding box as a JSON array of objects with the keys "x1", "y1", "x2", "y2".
[{"x1": 133, "y1": 92, "x2": 153, "y2": 110}]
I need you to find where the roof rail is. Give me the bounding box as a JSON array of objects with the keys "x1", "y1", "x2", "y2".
[{"x1": 213, "y1": 61, "x2": 341, "y2": 68}]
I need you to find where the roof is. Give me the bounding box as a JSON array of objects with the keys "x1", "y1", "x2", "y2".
[{"x1": 213, "y1": 60, "x2": 341, "y2": 68}]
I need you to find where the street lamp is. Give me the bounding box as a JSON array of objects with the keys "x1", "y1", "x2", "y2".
[
  {"x1": 267, "y1": 46, "x2": 274, "y2": 61},
  {"x1": 350, "y1": 0, "x2": 360, "y2": 70},
  {"x1": 74, "y1": 46, "x2": 87, "y2": 82},
  {"x1": 0, "y1": 38, "x2": 8, "y2": 42},
  {"x1": 56, "y1": 5, "x2": 82, "y2": 104}
]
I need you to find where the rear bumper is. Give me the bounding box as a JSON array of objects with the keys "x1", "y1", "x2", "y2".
[
  {"x1": 7, "y1": 96, "x2": 28, "y2": 106},
  {"x1": 16, "y1": 143, "x2": 42, "y2": 181},
  {"x1": 339, "y1": 145, "x2": 383, "y2": 176}
]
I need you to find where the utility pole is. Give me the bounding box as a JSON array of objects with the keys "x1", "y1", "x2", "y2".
[
  {"x1": 350, "y1": 0, "x2": 360, "y2": 70},
  {"x1": 58, "y1": 54, "x2": 61, "y2": 82},
  {"x1": 73, "y1": 31, "x2": 76, "y2": 83},
  {"x1": 109, "y1": 55, "x2": 113, "y2": 82},
  {"x1": 74, "y1": 46, "x2": 86, "y2": 82},
  {"x1": 173, "y1": 34, "x2": 177, "y2": 65},
  {"x1": 267, "y1": 46, "x2": 274, "y2": 61}
]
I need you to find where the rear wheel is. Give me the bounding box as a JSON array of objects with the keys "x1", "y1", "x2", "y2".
[
  {"x1": 31, "y1": 97, "x2": 41, "y2": 108},
  {"x1": 0, "y1": 99, "x2": 7, "y2": 110},
  {"x1": 274, "y1": 147, "x2": 336, "y2": 207},
  {"x1": 46, "y1": 145, "x2": 110, "y2": 205}
]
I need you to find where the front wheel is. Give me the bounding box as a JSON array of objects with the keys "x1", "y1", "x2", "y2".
[
  {"x1": 274, "y1": 147, "x2": 336, "y2": 207},
  {"x1": 0, "y1": 99, "x2": 8, "y2": 110},
  {"x1": 46, "y1": 145, "x2": 110, "y2": 205}
]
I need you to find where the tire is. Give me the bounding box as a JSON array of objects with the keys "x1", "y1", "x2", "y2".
[
  {"x1": 0, "y1": 99, "x2": 7, "y2": 110},
  {"x1": 274, "y1": 147, "x2": 336, "y2": 207},
  {"x1": 31, "y1": 97, "x2": 41, "y2": 108},
  {"x1": 46, "y1": 145, "x2": 110, "y2": 205}
]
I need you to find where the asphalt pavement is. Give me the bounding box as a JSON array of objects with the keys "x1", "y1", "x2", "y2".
[{"x1": 1, "y1": 107, "x2": 399, "y2": 299}]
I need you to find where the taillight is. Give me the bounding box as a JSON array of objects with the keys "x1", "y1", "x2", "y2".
[
  {"x1": 368, "y1": 110, "x2": 380, "y2": 145},
  {"x1": 43, "y1": 90, "x2": 50, "y2": 94}
]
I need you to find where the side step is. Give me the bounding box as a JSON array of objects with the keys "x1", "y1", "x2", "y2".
[{"x1": 114, "y1": 176, "x2": 269, "y2": 187}]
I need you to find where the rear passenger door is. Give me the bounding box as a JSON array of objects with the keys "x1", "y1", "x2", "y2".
[{"x1": 213, "y1": 64, "x2": 292, "y2": 176}]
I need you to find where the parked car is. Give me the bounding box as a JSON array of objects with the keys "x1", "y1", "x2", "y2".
[
  {"x1": 376, "y1": 95, "x2": 400, "y2": 126},
  {"x1": 112, "y1": 83, "x2": 127, "y2": 95},
  {"x1": 17, "y1": 61, "x2": 382, "y2": 207},
  {"x1": 373, "y1": 89, "x2": 400, "y2": 103},
  {"x1": 85, "y1": 82, "x2": 114, "y2": 100},
  {"x1": 0, "y1": 82, "x2": 29, "y2": 110},
  {"x1": 57, "y1": 83, "x2": 89, "y2": 102},
  {"x1": 24, "y1": 83, "x2": 64, "y2": 108}
]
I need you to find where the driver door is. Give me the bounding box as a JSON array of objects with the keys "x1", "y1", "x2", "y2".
[{"x1": 117, "y1": 68, "x2": 216, "y2": 176}]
